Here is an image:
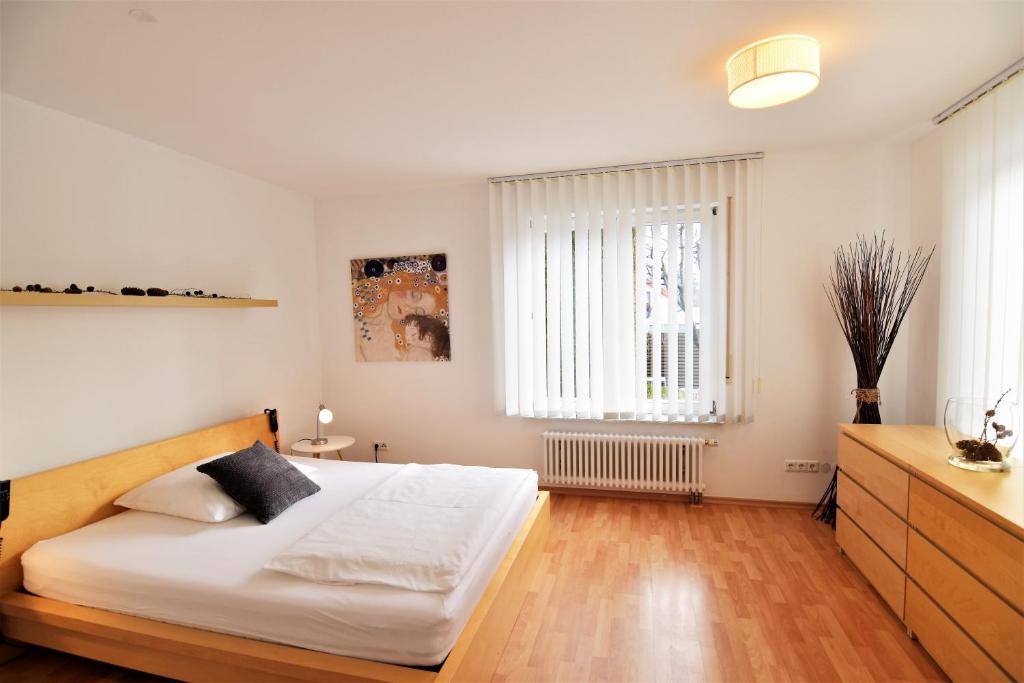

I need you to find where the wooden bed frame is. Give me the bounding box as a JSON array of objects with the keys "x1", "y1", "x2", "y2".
[{"x1": 0, "y1": 414, "x2": 551, "y2": 682}]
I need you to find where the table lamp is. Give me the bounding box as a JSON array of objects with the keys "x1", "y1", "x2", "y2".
[{"x1": 312, "y1": 404, "x2": 333, "y2": 445}]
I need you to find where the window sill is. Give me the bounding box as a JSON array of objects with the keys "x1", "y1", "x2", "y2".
[{"x1": 519, "y1": 414, "x2": 727, "y2": 426}]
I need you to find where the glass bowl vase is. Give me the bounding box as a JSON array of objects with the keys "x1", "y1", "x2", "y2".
[{"x1": 944, "y1": 397, "x2": 1018, "y2": 472}]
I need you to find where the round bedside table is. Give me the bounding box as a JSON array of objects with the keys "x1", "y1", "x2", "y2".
[{"x1": 289, "y1": 436, "x2": 355, "y2": 460}]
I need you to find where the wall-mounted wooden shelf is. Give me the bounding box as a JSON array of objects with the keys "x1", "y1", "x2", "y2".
[{"x1": 0, "y1": 292, "x2": 277, "y2": 308}]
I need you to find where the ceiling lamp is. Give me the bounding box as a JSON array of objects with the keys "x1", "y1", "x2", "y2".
[{"x1": 727, "y1": 35, "x2": 820, "y2": 109}]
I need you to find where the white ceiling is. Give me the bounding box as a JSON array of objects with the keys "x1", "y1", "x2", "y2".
[{"x1": 2, "y1": 1, "x2": 1022, "y2": 197}]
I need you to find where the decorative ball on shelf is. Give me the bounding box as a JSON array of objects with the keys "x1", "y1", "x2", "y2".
[
  {"x1": 41, "y1": 287, "x2": 53, "y2": 293},
  {"x1": 86, "y1": 286, "x2": 95, "y2": 292},
  {"x1": 12, "y1": 286, "x2": 22, "y2": 292},
  {"x1": 211, "y1": 293, "x2": 218, "y2": 298}
]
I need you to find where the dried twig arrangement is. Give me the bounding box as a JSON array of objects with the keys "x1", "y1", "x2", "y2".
[
  {"x1": 824, "y1": 233, "x2": 934, "y2": 424},
  {"x1": 814, "y1": 233, "x2": 933, "y2": 527}
]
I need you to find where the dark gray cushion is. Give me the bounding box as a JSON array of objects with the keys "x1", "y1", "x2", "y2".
[{"x1": 196, "y1": 441, "x2": 320, "y2": 524}]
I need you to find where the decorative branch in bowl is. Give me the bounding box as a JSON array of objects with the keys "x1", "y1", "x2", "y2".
[{"x1": 946, "y1": 390, "x2": 1018, "y2": 472}]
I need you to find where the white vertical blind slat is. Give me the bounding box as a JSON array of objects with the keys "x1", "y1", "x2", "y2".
[
  {"x1": 599, "y1": 173, "x2": 618, "y2": 418},
  {"x1": 745, "y1": 159, "x2": 763, "y2": 421},
  {"x1": 573, "y1": 175, "x2": 591, "y2": 418},
  {"x1": 666, "y1": 166, "x2": 680, "y2": 420},
  {"x1": 713, "y1": 162, "x2": 728, "y2": 418},
  {"x1": 588, "y1": 176, "x2": 605, "y2": 418},
  {"x1": 650, "y1": 169, "x2": 664, "y2": 419},
  {"x1": 737, "y1": 163, "x2": 753, "y2": 421},
  {"x1": 558, "y1": 176, "x2": 575, "y2": 417},
  {"x1": 513, "y1": 183, "x2": 533, "y2": 415},
  {"x1": 617, "y1": 171, "x2": 637, "y2": 418},
  {"x1": 682, "y1": 164, "x2": 695, "y2": 417},
  {"x1": 634, "y1": 170, "x2": 651, "y2": 415},
  {"x1": 529, "y1": 181, "x2": 548, "y2": 416},
  {"x1": 729, "y1": 161, "x2": 747, "y2": 420},
  {"x1": 545, "y1": 179, "x2": 562, "y2": 416},
  {"x1": 498, "y1": 182, "x2": 518, "y2": 415},
  {"x1": 697, "y1": 163, "x2": 712, "y2": 416}
]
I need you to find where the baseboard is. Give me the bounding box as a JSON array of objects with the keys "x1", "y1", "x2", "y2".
[
  {"x1": 540, "y1": 486, "x2": 816, "y2": 509},
  {"x1": 541, "y1": 486, "x2": 690, "y2": 503},
  {"x1": 702, "y1": 495, "x2": 816, "y2": 510}
]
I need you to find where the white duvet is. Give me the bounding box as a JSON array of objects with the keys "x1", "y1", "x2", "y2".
[{"x1": 266, "y1": 463, "x2": 533, "y2": 592}]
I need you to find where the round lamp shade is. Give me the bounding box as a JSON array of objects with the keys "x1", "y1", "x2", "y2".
[
  {"x1": 727, "y1": 35, "x2": 820, "y2": 109},
  {"x1": 318, "y1": 407, "x2": 334, "y2": 424}
]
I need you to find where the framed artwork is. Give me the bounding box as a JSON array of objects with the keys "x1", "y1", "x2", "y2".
[{"x1": 351, "y1": 253, "x2": 450, "y2": 362}]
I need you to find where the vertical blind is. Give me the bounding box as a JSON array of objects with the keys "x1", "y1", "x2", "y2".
[
  {"x1": 937, "y1": 72, "x2": 1024, "y2": 420},
  {"x1": 489, "y1": 158, "x2": 762, "y2": 422}
]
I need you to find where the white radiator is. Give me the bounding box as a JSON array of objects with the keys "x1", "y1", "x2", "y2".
[{"x1": 542, "y1": 432, "x2": 709, "y2": 503}]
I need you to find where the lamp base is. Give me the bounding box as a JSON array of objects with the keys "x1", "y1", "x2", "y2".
[{"x1": 310, "y1": 437, "x2": 328, "y2": 446}]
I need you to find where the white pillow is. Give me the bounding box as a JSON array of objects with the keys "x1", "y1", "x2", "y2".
[
  {"x1": 115, "y1": 452, "x2": 245, "y2": 522},
  {"x1": 115, "y1": 453, "x2": 320, "y2": 523}
]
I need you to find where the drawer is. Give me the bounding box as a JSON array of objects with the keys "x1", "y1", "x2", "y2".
[
  {"x1": 905, "y1": 581, "x2": 1008, "y2": 682},
  {"x1": 838, "y1": 472, "x2": 908, "y2": 567},
  {"x1": 837, "y1": 434, "x2": 909, "y2": 516},
  {"x1": 909, "y1": 478, "x2": 1024, "y2": 612},
  {"x1": 837, "y1": 510, "x2": 905, "y2": 619},
  {"x1": 908, "y1": 530, "x2": 1023, "y2": 680}
]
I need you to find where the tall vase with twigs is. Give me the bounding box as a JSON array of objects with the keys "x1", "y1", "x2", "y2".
[{"x1": 812, "y1": 233, "x2": 934, "y2": 527}]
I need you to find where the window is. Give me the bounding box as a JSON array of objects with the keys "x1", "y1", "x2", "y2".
[
  {"x1": 490, "y1": 158, "x2": 762, "y2": 423},
  {"x1": 640, "y1": 217, "x2": 703, "y2": 404}
]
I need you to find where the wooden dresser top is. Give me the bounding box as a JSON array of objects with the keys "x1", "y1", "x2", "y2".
[{"x1": 840, "y1": 424, "x2": 1024, "y2": 538}]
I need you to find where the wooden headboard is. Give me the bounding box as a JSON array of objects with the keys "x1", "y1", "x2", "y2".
[{"x1": 0, "y1": 413, "x2": 277, "y2": 594}]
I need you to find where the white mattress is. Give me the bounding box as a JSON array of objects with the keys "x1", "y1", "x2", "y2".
[{"x1": 22, "y1": 458, "x2": 538, "y2": 666}]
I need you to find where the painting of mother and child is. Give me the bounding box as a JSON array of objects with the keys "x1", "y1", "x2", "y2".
[{"x1": 351, "y1": 253, "x2": 451, "y2": 362}]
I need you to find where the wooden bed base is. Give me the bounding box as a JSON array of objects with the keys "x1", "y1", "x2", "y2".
[{"x1": 0, "y1": 414, "x2": 551, "y2": 682}]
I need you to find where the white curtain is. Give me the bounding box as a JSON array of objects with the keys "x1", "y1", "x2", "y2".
[
  {"x1": 489, "y1": 158, "x2": 762, "y2": 423},
  {"x1": 937, "y1": 73, "x2": 1024, "y2": 419}
]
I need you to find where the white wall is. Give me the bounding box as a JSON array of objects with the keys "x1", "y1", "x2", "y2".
[
  {"x1": 0, "y1": 94, "x2": 322, "y2": 479},
  {"x1": 905, "y1": 126, "x2": 944, "y2": 425},
  {"x1": 315, "y1": 141, "x2": 916, "y2": 503}
]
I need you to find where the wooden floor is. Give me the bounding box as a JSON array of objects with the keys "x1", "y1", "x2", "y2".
[{"x1": 1, "y1": 494, "x2": 944, "y2": 682}]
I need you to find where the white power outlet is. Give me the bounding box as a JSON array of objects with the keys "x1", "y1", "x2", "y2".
[{"x1": 785, "y1": 459, "x2": 820, "y2": 473}]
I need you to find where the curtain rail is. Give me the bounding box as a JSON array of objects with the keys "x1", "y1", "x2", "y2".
[
  {"x1": 488, "y1": 152, "x2": 764, "y2": 183},
  {"x1": 933, "y1": 58, "x2": 1024, "y2": 125}
]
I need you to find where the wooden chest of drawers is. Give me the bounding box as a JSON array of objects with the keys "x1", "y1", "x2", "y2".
[{"x1": 836, "y1": 425, "x2": 1024, "y2": 683}]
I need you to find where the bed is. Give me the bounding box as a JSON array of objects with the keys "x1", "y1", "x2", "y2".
[{"x1": 0, "y1": 413, "x2": 551, "y2": 682}]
